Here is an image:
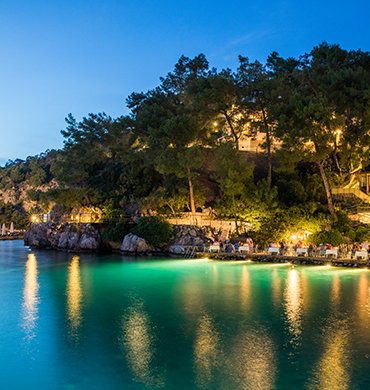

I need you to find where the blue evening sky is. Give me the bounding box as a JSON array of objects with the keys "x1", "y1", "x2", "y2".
[{"x1": 0, "y1": 0, "x2": 368, "y2": 166}]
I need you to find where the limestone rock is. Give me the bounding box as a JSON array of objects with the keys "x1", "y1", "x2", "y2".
[
  {"x1": 169, "y1": 245, "x2": 184, "y2": 255},
  {"x1": 189, "y1": 228, "x2": 197, "y2": 237},
  {"x1": 120, "y1": 233, "x2": 151, "y2": 254},
  {"x1": 24, "y1": 222, "x2": 101, "y2": 252}
]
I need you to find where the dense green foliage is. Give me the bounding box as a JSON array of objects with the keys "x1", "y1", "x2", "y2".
[
  {"x1": 308, "y1": 230, "x2": 346, "y2": 247},
  {"x1": 0, "y1": 202, "x2": 29, "y2": 230},
  {"x1": 132, "y1": 216, "x2": 174, "y2": 247},
  {"x1": 0, "y1": 150, "x2": 57, "y2": 191},
  {"x1": 2, "y1": 42, "x2": 370, "y2": 245},
  {"x1": 102, "y1": 223, "x2": 130, "y2": 242}
]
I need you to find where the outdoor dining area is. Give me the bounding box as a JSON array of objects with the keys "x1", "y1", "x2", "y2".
[
  {"x1": 265, "y1": 242, "x2": 368, "y2": 260},
  {"x1": 201, "y1": 240, "x2": 370, "y2": 261},
  {"x1": 207, "y1": 238, "x2": 255, "y2": 254}
]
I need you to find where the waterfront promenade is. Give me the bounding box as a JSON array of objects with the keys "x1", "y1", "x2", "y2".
[{"x1": 193, "y1": 251, "x2": 370, "y2": 269}]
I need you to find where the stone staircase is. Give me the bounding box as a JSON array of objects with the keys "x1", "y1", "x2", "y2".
[
  {"x1": 332, "y1": 187, "x2": 370, "y2": 203},
  {"x1": 349, "y1": 211, "x2": 370, "y2": 224}
]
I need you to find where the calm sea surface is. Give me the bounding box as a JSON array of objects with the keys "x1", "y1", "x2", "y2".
[{"x1": 1, "y1": 240, "x2": 370, "y2": 389}]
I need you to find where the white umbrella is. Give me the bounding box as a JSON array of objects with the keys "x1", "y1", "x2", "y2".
[
  {"x1": 1, "y1": 223, "x2": 6, "y2": 236},
  {"x1": 10, "y1": 222, "x2": 14, "y2": 233}
]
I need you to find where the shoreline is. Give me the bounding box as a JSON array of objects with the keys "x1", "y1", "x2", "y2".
[
  {"x1": 0, "y1": 236, "x2": 24, "y2": 241},
  {"x1": 192, "y1": 252, "x2": 369, "y2": 268}
]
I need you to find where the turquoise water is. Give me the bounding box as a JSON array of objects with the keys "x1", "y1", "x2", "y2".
[{"x1": 1, "y1": 241, "x2": 370, "y2": 389}]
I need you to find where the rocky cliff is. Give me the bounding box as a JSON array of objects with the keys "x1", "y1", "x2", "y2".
[
  {"x1": 24, "y1": 222, "x2": 229, "y2": 255},
  {"x1": 24, "y1": 222, "x2": 101, "y2": 251},
  {"x1": 0, "y1": 179, "x2": 59, "y2": 212}
]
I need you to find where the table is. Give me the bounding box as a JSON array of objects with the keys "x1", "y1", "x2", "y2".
[
  {"x1": 209, "y1": 245, "x2": 220, "y2": 253},
  {"x1": 325, "y1": 249, "x2": 338, "y2": 258},
  {"x1": 355, "y1": 250, "x2": 368, "y2": 260},
  {"x1": 268, "y1": 247, "x2": 280, "y2": 255},
  {"x1": 296, "y1": 248, "x2": 308, "y2": 256},
  {"x1": 238, "y1": 246, "x2": 250, "y2": 253}
]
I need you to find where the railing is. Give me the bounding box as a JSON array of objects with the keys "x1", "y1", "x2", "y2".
[{"x1": 30, "y1": 213, "x2": 132, "y2": 224}]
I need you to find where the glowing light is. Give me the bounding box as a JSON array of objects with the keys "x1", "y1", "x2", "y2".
[
  {"x1": 272, "y1": 268, "x2": 281, "y2": 308},
  {"x1": 292, "y1": 235, "x2": 297, "y2": 240},
  {"x1": 231, "y1": 329, "x2": 276, "y2": 389},
  {"x1": 357, "y1": 273, "x2": 369, "y2": 321},
  {"x1": 241, "y1": 266, "x2": 250, "y2": 309},
  {"x1": 194, "y1": 313, "x2": 221, "y2": 385},
  {"x1": 213, "y1": 122, "x2": 218, "y2": 126},
  {"x1": 120, "y1": 299, "x2": 163, "y2": 387},
  {"x1": 67, "y1": 256, "x2": 83, "y2": 337},
  {"x1": 189, "y1": 258, "x2": 209, "y2": 262},
  {"x1": 310, "y1": 320, "x2": 350, "y2": 389},
  {"x1": 284, "y1": 269, "x2": 303, "y2": 343},
  {"x1": 347, "y1": 268, "x2": 369, "y2": 272},
  {"x1": 21, "y1": 254, "x2": 39, "y2": 341},
  {"x1": 331, "y1": 275, "x2": 340, "y2": 308}
]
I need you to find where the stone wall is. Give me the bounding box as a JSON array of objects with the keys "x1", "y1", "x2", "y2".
[{"x1": 166, "y1": 214, "x2": 252, "y2": 238}]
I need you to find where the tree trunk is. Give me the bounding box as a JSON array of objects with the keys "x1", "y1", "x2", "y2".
[
  {"x1": 232, "y1": 193, "x2": 239, "y2": 235},
  {"x1": 166, "y1": 202, "x2": 176, "y2": 217},
  {"x1": 332, "y1": 144, "x2": 342, "y2": 175},
  {"x1": 261, "y1": 108, "x2": 272, "y2": 185},
  {"x1": 188, "y1": 168, "x2": 197, "y2": 225},
  {"x1": 223, "y1": 110, "x2": 239, "y2": 151},
  {"x1": 319, "y1": 162, "x2": 338, "y2": 222},
  {"x1": 266, "y1": 129, "x2": 272, "y2": 185}
]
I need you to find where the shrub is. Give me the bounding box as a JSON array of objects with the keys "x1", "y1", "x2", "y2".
[
  {"x1": 0, "y1": 202, "x2": 29, "y2": 230},
  {"x1": 132, "y1": 216, "x2": 174, "y2": 247},
  {"x1": 102, "y1": 223, "x2": 129, "y2": 242},
  {"x1": 346, "y1": 225, "x2": 370, "y2": 243},
  {"x1": 307, "y1": 229, "x2": 346, "y2": 247},
  {"x1": 101, "y1": 205, "x2": 125, "y2": 223},
  {"x1": 26, "y1": 189, "x2": 40, "y2": 202}
]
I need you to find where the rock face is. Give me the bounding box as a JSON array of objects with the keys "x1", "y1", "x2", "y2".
[
  {"x1": 0, "y1": 179, "x2": 59, "y2": 213},
  {"x1": 120, "y1": 233, "x2": 151, "y2": 254},
  {"x1": 171, "y1": 225, "x2": 222, "y2": 247},
  {"x1": 24, "y1": 222, "x2": 101, "y2": 251},
  {"x1": 168, "y1": 245, "x2": 184, "y2": 255}
]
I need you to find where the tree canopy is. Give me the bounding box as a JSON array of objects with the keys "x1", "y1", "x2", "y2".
[{"x1": 3, "y1": 42, "x2": 370, "y2": 245}]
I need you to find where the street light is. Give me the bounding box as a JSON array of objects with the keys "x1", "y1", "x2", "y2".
[{"x1": 336, "y1": 129, "x2": 341, "y2": 145}]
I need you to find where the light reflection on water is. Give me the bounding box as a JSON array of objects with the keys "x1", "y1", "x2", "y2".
[
  {"x1": 194, "y1": 313, "x2": 222, "y2": 387},
  {"x1": 120, "y1": 298, "x2": 164, "y2": 388},
  {"x1": 284, "y1": 268, "x2": 303, "y2": 346},
  {"x1": 308, "y1": 271, "x2": 352, "y2": 390},
  {"x1": 3, "y1": 241, "x2": 370, "y2": 389},
  {"x1": 331, "y1": 274, "x2": 341, "y2": 309},
  {"x1": 271, "y1": 268, "x2": 281, "y2": 309},
  {"x1": 310, "y1": 320, "x2": 351, "y2": 390},
  {"x1": 21, "y1": 253, "x2": 39, "y2": 342},
  {"x1": 240, "y1": 265, "x2": 250, "y2": 310},
  {"x1": 232, "y1": 328, "x2": 276, "y2": 390},
  {"x1": 357, "y1": 273, "x2": 370, "y2": 323},
  {"x1": 67, "y1": 256, "x2": 83, "y2": 338}
]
